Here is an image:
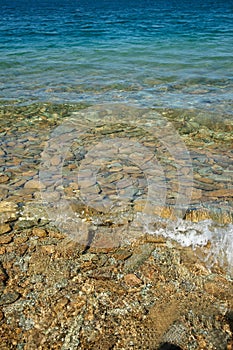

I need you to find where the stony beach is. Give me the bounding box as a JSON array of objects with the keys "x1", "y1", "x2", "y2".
[{"x1": 0, "y1": 103, "x2": 233, "y2": 349}]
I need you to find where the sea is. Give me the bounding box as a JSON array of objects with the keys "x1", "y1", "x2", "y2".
[
  {"x1": 0, "y1": 0, "x2": 233, "y2": 112},
  {"x1": 0, "y1": 0, "x2": 233, "y2": 275}
]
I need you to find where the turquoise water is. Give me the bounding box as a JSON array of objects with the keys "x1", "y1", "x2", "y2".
[{"x1": 0, "y1": 0, "x2": 233, "y2": 112}]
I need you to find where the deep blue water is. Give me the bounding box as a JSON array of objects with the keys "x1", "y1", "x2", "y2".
[{"x1": 0, "y1": 0, "x2": 233, "y2": 112}]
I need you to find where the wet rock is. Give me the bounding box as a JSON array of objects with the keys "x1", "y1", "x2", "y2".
[
  {"x1": 0, "y1": 187, "x2": 8, "y2": 200},
  {"x1": 0, "y1": 201, "x2": 18, "y2": 223},
  {"x1": 204, "y1": 189, "x2": 233, "y2": 198},
  {"x1": 0, "y1": 174, "x2": 9, "y2": 183},
  {"x1": 24, "y1": 179, "x2": 44, "y2": 190},
  {"x1": 50, "y1": 155, "x2": 62, "y2": 166}
]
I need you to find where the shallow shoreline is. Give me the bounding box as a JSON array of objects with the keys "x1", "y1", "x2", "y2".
[{"x1": 0, "y1": 102, "x2": 233, "y2": 348}]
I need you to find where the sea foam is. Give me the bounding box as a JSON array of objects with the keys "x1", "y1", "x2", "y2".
[{"x1": 141, "y1": 214, "x2": 233, "y2": 278}]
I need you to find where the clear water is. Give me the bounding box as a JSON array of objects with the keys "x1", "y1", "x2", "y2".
[
  {"x1": 1, "y1": 0, "x2": 233, "y2": 275},
  {"x1": 0, "y1": 0, "x2": 233, "y2": 112}
]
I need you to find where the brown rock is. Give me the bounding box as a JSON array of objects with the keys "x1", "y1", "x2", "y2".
[
  {"x1": 194, "y1": 174, "x2": 214, "y2": 184},
  {"x1": 40, "y1": 245, "x2": 56, "y2": 254},
  {"x1": 191, "y1": 188, "x2": 202, "y2": 201},
  {"x1": 0, "y1": 187, "x2": 8, "y2": 199},
  {"x1": 0, "y1": 246, "x2": 6, "y2": 254},
  {"x1": 113, "y1": 249, "x2": 132, "y2": 261},
  {"x1": 0, "y1": 174, "x2": 9, "y2": 183},
  {"x1": 24, "y1": 180, "x2": 44, "y2": 189},
  {"x1": 50, "y1": 155, "x2": 62, "y2": 166},
  {"x1": 0, "y1": 224, "x2": 11, "y2": 235},
  {"x1": 13, "y1": 236, "x2": 28, "y2": 244},
  {"x1": 53, "y1": 297, "x2": 69, "y2": 314},
  {"x1": 0, "y1": 149, "x2": 5, "y2": 156},
  {"x1": 0, "y1": 234, "x2": 13, "y2": 244},
  {"x1": 0, "y1": 201, "x2": 18, "y2": 213},
  {"x1": 32, "y1": 227, "x2": 47, "y2": 238},
  {"x1": 0, "y1": 263, "x2": 8, "y2": 283},
  {"x1": 204, "y1": 189, "x2": 233, "y2": 198},
  {"x1": 48, "y1": 230, "x2": 65, "y2": 239},
  {"x1": 124, "y1": 273, "x2": 142, "y2": 287},
  {"x1": 0, "y1": 310, "x2": 4, "y2": 321}
]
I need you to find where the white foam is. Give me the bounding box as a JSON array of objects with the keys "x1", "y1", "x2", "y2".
[{"x1": 139, "y1": 213, "x2": 233, "y2": 278}]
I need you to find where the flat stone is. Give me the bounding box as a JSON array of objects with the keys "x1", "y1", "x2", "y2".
[
  {"x1": 0, "y1": 234, "x2": 13, "y2": 244},
  {"x1": 0, "y1": 149, "x2": 5, "y2": 156},
  {"x1": 40, "y1": 245, "x2": 56, "y2": 254},
  {"x1": 107, "y1": 162, "x2": 123, "y2": 172},
  {"x1": 105, "y1": 172, "x2": 124, "y2": 183},
  {"x1": 50, "y1": 155, "x2": 62, "y2": 166},
  {"x1": 32, "y1": 227, "x2": 47, "y2": 238},
  {"x1": 123, "y1": 273, "x2": 142, "y2": 287},
  {"x1": 12, "y1": 179, "x2": 27, "y2": 188},
  {"x1": 194, "y1": 180, "x2": 221, "y2": 191},
  {"x1": 113, "y1": 249, "x2": 132, "y2": 261},
  {"x1": 0, "y1": 224, "x2": 11, "y2": 235},
  {"x1": 0, "y1": 201, "x2": 17, "y2": 213},
  {"x1": 42, "y1": 191, "x2": 61, "y2": 202},
  {"x1": 48, "y1": 230, "x2": 65, "y2": 239},
  {"x1": 191, "y1": 188, "x2": 202, "y2": 201},
  {"x1": 24, "y1": 180, "x2": 44, "y2": 189},
  {"x1": 0, "y1": 201, "x2": 18, "y2": 223},
  {"x1": 194, "y1": 174, "x2": 214, "y2": 184},
  {"x1": 116, "y1": 178, "x2": 134, "y2": 190},
  {"x1": 204, "y1": 189, "x2": 233, "y2": 198},
  {"x1": 79, "y1": 178, "x2": 97, "y2": 188},
  {"x1": 0, "y1": 188, "x2": 8, "y2": 199}
]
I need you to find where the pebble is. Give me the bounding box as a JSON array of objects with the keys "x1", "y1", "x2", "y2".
[
  {"x1": 0, "y1": 174, "x2": 9, "y2": 183},
  {"x1": 50, "y1": 155, "x2": 62, "y2": 166}
]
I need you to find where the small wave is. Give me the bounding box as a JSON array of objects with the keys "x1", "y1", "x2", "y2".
[{"x1": 141, "y1": 214, "x2": 233, "y2": 278}]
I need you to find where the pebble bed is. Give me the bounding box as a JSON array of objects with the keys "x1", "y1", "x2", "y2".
[{"x1": 0, "y1": 103, "x2": 233, "y2": 349}]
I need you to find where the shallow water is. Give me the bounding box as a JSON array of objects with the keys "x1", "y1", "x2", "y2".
[
  {"x1": 0, "y1": 0, "x2": 233, "y2": 275},
  {"x1": 0, "y1": 103, "x2": 232, "y2": 275}
]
